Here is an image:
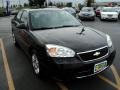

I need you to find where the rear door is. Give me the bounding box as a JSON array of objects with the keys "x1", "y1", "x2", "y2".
[{"x1": 19, "y1": 10, "x2": 31, "y2": 52}]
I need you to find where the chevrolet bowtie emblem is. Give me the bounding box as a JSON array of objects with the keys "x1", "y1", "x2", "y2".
[{"x1": 93, "y1": 52, "x2": 100, "y2": 56}]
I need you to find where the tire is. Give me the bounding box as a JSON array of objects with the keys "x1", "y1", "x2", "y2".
[
  {"x1": 118, "y1": 14, "x2": 120, "y2": 20},
  {"x1": 12, "y1": 32, "x2": 19, "y2": 47},
  {"x1": 92, "y1": 17, "x2": 95, "y2": 21},
  {"x1": 100, "y1": 17, "x2": 103, "y2": 21},
  {"x1": 31, "y1": 50, "x2": 44, "y2": 77},
  {"x1": 114, "y1": 19, "x2": 118, "y2": 22}
]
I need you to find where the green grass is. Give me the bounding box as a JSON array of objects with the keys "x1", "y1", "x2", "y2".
[{"x1": 0, "y1": 7, "x2": 5, "y2": 17}]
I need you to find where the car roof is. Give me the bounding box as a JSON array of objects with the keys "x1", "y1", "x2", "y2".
[
  {"x1": 82, "y1": 7, "x2": 93, "y2": 9},
  {"x1": 103, "y1": 7, "x2": 113, "y2": 9},
  {"x1": 23, "y1": 8, "x2": 62, "y2": 12}
]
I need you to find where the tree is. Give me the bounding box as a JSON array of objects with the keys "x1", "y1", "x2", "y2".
[
  {"x1": 24, "y1": 3, "x2": 29, "y2": 7},
  {"x1": 29, "y1": 0, "x2": 35, "y2": 6},
  {"x1": 49, "y1": 2, "x2": 53, "y2": 6},
  {"x1": 13, "y1": 4, "x2": 16, "y2": 8},
  {"x1": 78, "y1": 3, "x2": 81, "y2": 10},
  {"x1": 66, "y1": 2, "x2": 72, "y2": 7},
  {"x1": 29, "y1": 0, "x2": 45, "y2": 7},
  {"x1": 87, "y1": 0, "x2": 94, "y2": 7}
]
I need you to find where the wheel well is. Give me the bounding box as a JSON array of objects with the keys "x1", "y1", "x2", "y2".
[{"x1": 28, "y1": 46, "x2": 34, "y2": 55}]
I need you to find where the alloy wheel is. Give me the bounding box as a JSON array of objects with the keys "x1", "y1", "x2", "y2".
[{"x1": 32, "y1": 54, "x2": 40, "y2": 75}]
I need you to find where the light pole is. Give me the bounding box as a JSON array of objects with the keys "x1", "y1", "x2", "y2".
[
  {"x1": 19, "y1": 0, "x2": 20, "y2": 6},
  {"x1": 2, "y1": 0, "x2": 4, "y2": 7}
]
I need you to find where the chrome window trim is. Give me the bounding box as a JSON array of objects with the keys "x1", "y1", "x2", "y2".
[
  {"x1": 77, "y1": 46, "x2": 109, "y2": 62},
  {"x1": 77, "y1": 46, "x2": 108, "y2": 54}
]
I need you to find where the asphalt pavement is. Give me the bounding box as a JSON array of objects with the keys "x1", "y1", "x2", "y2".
[{"x1": 0, "y1": 16, "x2": 120, "y2": 90}]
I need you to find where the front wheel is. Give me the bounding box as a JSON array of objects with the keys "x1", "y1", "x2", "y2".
[
  {"x1": 92, "y1": 17, "x2": 95, "y2": 21},
  {"x1": 31, "y1": 51, "x2": 45, "y2": 78},
  {"x1": 100, "y1": 17, "x2": 103, "y2": 21}
]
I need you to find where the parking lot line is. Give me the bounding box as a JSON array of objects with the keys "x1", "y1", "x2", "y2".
[
  {"x1": 111, "y1": 65, "x2": 120, "y2": 87},
  {"x1": 98, "y1": 75, "x2": 120, "y2": 90},
  {"x1": 56, "y1": 82, "x2": 69, "y2": 90},
  {"x1": 0, "y1": 38, "x2": 15, "y2": 90}
]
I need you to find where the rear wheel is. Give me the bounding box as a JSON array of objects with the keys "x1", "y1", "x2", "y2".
[{"x1": 12, "y1": 32, "x2": 19, "y2": 47}]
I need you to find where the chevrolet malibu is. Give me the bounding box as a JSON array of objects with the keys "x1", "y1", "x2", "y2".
[{"x1": 11, "y1": 8, "x2": 116, "y2": 79}]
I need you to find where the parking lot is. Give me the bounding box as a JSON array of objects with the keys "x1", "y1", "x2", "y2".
[{"x1": 0, "y1": 16, "x2": 120, "y2": 90}]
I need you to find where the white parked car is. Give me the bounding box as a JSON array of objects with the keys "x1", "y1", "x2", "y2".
[{"x1": 100, "y1": 7, "x2": 118, "y2": 21}]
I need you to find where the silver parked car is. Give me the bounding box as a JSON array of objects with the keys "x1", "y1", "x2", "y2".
[{"x1": 79, "y1": 7, "x2": 95, "y2": 21}]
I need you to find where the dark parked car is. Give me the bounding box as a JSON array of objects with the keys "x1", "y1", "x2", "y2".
[
  {"x1": 95, "y1": 7, "x2": 103, "y2": 16},
  {"x1": 11, "y1": 8, "x2": 116, "y2": 79},
  {"x1": 78, "y1": 7, "x2": 95, "y2": 21}
]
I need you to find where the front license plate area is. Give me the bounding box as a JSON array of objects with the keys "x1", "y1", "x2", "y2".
[{"x1": 94, "y1": 61, "x2": 107, "y2": 73}]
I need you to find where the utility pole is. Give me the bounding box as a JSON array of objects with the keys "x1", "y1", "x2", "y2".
[{"x1": 19, "y1": 0, "x2": 21, "y2": 6}]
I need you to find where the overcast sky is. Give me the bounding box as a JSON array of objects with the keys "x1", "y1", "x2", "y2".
[{"x1": 1, "y1": 0, "x2": 120, "y2": 7}]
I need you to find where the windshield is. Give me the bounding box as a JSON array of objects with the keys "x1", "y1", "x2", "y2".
[
  {"x1": 30, "y1": 10, "x2": 81, "y2": 30},
  {"x1": 102, "y1": 8, "x2": 116, "y2": 12}
]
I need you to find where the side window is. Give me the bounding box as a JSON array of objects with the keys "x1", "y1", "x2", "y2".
[
  {"x1": 21, "y1": 11, "x2": 28, "y2": 23},
  {"x1": 16, "y1": 11, "x2": 23, "y2": 20}
]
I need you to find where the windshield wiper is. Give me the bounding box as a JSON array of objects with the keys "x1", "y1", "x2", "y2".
[
  {"x1": 33, "y1": 25, "x2": 80, "y2": 30},
  {"x1": 33, "y1": 27, "x2": 56, "y2": 30},
  {"x1": 56, "y1": 25, "x2": 80, "y2": 28}
]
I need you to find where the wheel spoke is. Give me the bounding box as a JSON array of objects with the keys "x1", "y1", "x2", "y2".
[{"x1": 32, "y1": 54, "x2": 40, "y2": 74}]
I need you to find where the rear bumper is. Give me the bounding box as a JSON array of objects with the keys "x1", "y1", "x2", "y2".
[{"x1": 45, "y1": 48, "x2": 116, "y2": 79}]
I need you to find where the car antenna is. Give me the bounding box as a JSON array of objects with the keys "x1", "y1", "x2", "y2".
[{"x1": 79, "y1": 26, "x2": 85, "y2": 35}]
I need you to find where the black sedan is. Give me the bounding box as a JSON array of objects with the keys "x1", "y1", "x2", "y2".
[{"x1": 11, "y1": 8, "x2": 116, "y2": 79}]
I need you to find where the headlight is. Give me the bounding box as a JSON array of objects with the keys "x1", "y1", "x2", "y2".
[
  {"x1": 101, "y1": 13, "x2": 106, "y2": 16},
  {"x1": 91, "y1": 13, "x2": 95, "y2": 16},
  {"x1": 79, "y1": 13, "x2": 82, "y2": 16},
  {"x1": 46, "y1": 44, "x2": 75, "y2": 57},
  {"x1": 106, "y1": 34, "x2": 112, "y2": 47}
]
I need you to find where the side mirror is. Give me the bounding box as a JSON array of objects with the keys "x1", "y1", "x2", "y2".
[{"x1": 17, "y1": 23, "x2": 27, "y2": 29}]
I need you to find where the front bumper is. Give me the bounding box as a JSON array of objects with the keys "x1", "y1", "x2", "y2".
[
  {"x1": 45, "y1": 47, "x2": 116, "y2": 79},
  {"x1": 101, "y1": 16, "x2": 118, "y2": 20},
  {"x1": 79, "y1": 15, "x2": 95, "y2": 20}
]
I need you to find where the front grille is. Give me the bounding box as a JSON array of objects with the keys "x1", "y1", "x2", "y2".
[
  {"x1": 77, "y1": 46, "x2": 109, "y2": 62},
  {"x1": 108, "y1": 14, "x2": 113, "y2": 17},
  {"x1": 83, "y1": 14, "x2": 90, "y2": 16}
]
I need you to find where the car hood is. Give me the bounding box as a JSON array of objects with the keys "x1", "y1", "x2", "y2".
[
  {"x1": 80, "y1": 11, "x2": 93, "y2": 14},
  {"x1": 31, "y1": 26, "x2": 107, "y2": 53},
  {"x1": 101, "y1": 12, "x2": 118, "y2": 14}
]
